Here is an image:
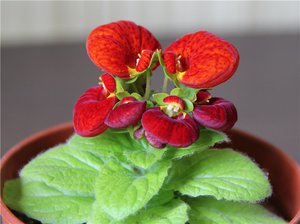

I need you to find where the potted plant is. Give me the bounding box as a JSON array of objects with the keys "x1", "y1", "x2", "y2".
[{"x1": 1, "y1": 20, "x2": 300, "y2": 224}]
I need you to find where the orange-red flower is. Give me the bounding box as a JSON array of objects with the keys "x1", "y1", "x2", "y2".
[
  {"x1": 87, "y1": 20, "x2": 161, "y2": 79},
  {"x1": 73, "y1": 74, "x2": 117, "y2": 137},
  {"x1": 163, "y1": 31, "x2": 239, "y2": 88}
]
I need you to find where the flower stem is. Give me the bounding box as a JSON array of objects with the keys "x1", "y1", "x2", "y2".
[
  {"x1": 143, "y1": 70, "x2": 151, "y2": 100},
  {"x1": 162, "y1": 75, "x2": 169, "y2": 93}
]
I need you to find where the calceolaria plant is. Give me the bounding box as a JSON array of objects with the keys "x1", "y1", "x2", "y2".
[{"x1": 4, "y1": 21, "x2": 287, "y2": 224}]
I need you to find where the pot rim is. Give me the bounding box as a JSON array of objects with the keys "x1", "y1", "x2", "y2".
[{"x1": 0, "y1": 122, "x2": 299, "y2": 224}]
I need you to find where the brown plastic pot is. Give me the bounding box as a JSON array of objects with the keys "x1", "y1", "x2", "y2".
[{"x1": 1, "y1": 123, "x2": 300, "y2": 224}]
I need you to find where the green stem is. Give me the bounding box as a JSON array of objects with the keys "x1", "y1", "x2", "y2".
[
  {"x1": 143, "y1": 70, "x2": 151, "y2": 100},
  {"x1": 162, "y1": 75, "x2": 169, "y2": 93}
]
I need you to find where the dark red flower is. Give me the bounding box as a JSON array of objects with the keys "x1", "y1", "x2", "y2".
[
  {"x1": 163, "y1": 31, "x2": 239, "y2": 88},
  {"x1": 192, "y1": 91, "x2": 237, "y2": 131},
  {"x1": 87, "y1": 20, "x2": 161, "y2": 78},
  {"x1": 142, "y1": 96, "x2": 199, "y2": 148},
  {"x1": 73, "y1": 75, "x2": 117, "y2": 137},
  {"x1": 105, "y1": 97, "x2": 146, "y2": 129}
]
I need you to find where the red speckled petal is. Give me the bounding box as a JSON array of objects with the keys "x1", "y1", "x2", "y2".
[
  {"x1": 163, "y1": 95, "x2": 185, "y2": 110},
  {"x1": 164, "y1": 31, "x2": 239, "y2": 88},
  {"x1": 192, "y1": 97, "x2": 237, "y2": 131},
  {"x1": 87, "y1": 21, "x2": 161, "y2": 77},
  {"x1": 105, "y1": 100, "x2": 146, "y2": 128},
  {"x1": 136, "y1": 50, "x2": 153, "y2": 72},
  {"x1": 142, "y1": 108, "x2": 199, "y2": 147},
  {"x1": 73, "y1": 86, "x2": 117, "y2": 137},
  {"x1": 100, "y1": 73, "x2": 116, "y2": 93},
  {"x1": 163, "y1": 51, "x2": 176, "y2": 74}
]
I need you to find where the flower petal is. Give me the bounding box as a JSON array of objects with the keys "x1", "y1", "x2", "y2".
[
  {"x1": 136, "y1": 50, "x2": 153, "y2": 72},
  {"x1": 100, "y1": 73, "x2": 116, "y2": 93},
  {"x1": 87, "y1": 20, "x2": 161, "y2": 78},
  {"x1": 105, "y1": 100, "x2": 146, "y2": 128},
  {"x1": 73, "y1": 86, "x2": 117, "y2": 137},
  {"x1": 145, "y1": 131, "x2": 166, "y2": 149},
  {"x1": 192, "y1": 98, "x2": 237, "y2": 131},
  {"x1": 163, "y1": 95, "x2": 185, "y2": 110},
  {"x1": 163, "y1": 51, "x2": 177, "y2": 74},
  {"x1": 196, "y1": 90, "x2": 212, "y2": 104},
  {"x1": 142, "y1": 108, "x2": 199, "y2": 147},
  {"x1": 164, "y1": 31, "x2": 239, "y2": 88}
]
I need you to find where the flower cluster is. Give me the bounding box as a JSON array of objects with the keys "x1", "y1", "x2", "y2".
[{"x1": 73, "y1": 20, "x2": 239, "y2": 148}]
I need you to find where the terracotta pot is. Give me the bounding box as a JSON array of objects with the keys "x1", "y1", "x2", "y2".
[{"x1": 1, "y1": 123, "x2": 300, "y2": 224}]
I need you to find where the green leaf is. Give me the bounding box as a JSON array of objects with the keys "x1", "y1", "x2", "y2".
[
  {"x1": 115, "y1": 77, "x2": 125, "y2": 93},
  {"x1": 3, "y1": 178, "x2": 94, "y2": 224},
  {"x1": 187, "y1": 196, "x2": 287, "y2": 224},
  {"x1": 125, "y1": 75, "x2": 139, "y2": 84},
  {"x1": 130, "y1": 92, "x2": 143, "y2": 100},
  {"x1": 69, "y1": 131, "x2": 166, "y2": 169},
  {"x1": 88, "y1": 198, "x2": 189, "y2": 224},
  {"x1": 166, "y1": 148, "x2": 272, "y2": 202},
  {"x1": 147, "y1": 188, "x2": 175, "y2": 208},
  {"x1": 123, "y1": 138, "x2": 166, "y2": 169},
  {"x1": 94, "y1": 159, "x2": 171, "y2": 220},
  {"x1": 116, "y1": 91, "x2": 130, "y2": 100},
  {"x1": 20, "y1": 144, "x2": 101, "y2": 196},
  {"x1": 123, "y1": 199, "x2": 189, "y2": 224},
  {"x1": 164, "y1": 128, "x2": 228, "y2": 160},
  {"x1": 183, "y1": 98, "x2": 194, "y2": 112},
  {"x1": 68, "y1": 131, "x2": 129, "y2": 162},
  {"x1": 153, "y1": 93, "x2": 169, "y2": 105},
  {"x1": 170, "y1": 87, "x2": 198, "y2": 101}
]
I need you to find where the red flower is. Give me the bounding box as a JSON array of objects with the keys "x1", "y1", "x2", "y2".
[
  {"x1": 163, "y1": 31, "x2": 239, "y2": 88},
  {"x1": 87, "y1": 20, "x2": 161, "y2": 79},
  {"x1": 192, "y1": 91, "x2": 237, "y2": 131},
  {"x1": 105, "y1": 97, "x2": 146, "y2": 129},
  {"x1": 73, "y1": 74, "x2": 117, "y2": 137},
  {"x1": 141, "y1": 96, "x2": 199, "y2": 148}
]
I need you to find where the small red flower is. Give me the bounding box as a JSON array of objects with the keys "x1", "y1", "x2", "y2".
[
  {"x1": 105, "y1": 97, "x2": 146, "y2": 129},
  {"x1": 87, "y1": 20, "x2": 161, "y2": 78},
  {"x1": 73, "y1": 75, "x2": 117, "y2": 137},
  {"x1": 192, "y1": 91, "x2": 237, "y2": 131},
  {"x1": 142, "y1": 96, "x2": 199, "y2": 148},
  {"x1": 163, "y1": 31, "x2": 239, "y2": 88}
]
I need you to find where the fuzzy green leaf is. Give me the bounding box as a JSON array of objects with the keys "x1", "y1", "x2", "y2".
[
  {"x1": 166, "y1": 148, "x2": 272, "y2": 202},
  {"x1": 69, "y1": 131, "x2": 166, "y2": 169},
  {"x1": 123, "y1": 138, "x2": 166, "y2": 169},
  {"x1": 68, "y1": 130, "x2": 130, "y2": 163},
  {"x1": 88, "y1": 198, "x2": 189, "y2": 224},
  {"x1": 164, "y1": 128, "x2": 228, "y2": 160},
  {"x1": 187, "y1": 196, "x2": 287, "y2": 224},
  {"x1": 3, "y1": 178, "x2": 94, "y2": 224},
  {"x1": 20, "y1": 145, "x2": 101, "y2": 195},
  {"x1": 94, "y1": 159, "x2": 171, "y2": 220}
]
